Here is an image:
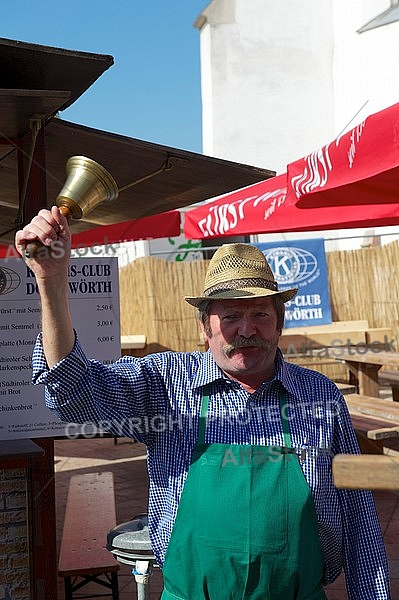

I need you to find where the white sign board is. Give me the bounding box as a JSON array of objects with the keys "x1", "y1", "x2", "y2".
[{"x1": 0, "y1": 257, "x2": 120, "y2": 440}]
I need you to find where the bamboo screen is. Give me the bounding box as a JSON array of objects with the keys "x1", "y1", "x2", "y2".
[
  {"x1": 326, "y1": 241, "x2": 399, "y2": 341},
  {"x1": 119, "y1": 256, "x2": 208, "y2": 354},
  {"x1": 118, "y1": 241, "x2": 399, "y2": 376}
]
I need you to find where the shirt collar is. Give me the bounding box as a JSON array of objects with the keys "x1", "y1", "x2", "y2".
[
  {"x1": 191, "y1": 346, "x2": 296, "y2": 394},
  {"x1": 190, "y1": 350, "x2": 227, "y2": 390}
]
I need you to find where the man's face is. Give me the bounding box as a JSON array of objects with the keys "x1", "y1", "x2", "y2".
[{"x1": 201, "y1": 297, "x2": 281, "y2": 388}]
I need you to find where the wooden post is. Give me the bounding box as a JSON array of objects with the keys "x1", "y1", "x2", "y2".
[
  {"x1": 20, "y1": 125, "x2": 58, "y2": 599},
  {"x1": 28, "y1": 439, "x2": 57, "y2": 599},
  {"x1": 333, "y1": 455, "x2": 399, "y2": 491}
]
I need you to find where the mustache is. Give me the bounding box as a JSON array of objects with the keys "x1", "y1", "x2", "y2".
[{"x1": 223, "y1": 335, "x2": 271, "y2": 358}]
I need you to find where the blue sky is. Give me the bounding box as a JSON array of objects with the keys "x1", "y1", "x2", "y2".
[{"x1": 1, "y1": 0, "x2": 207, "y2": 153}]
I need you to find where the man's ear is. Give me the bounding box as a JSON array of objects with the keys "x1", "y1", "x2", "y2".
[
  {"x1": 199, "y1": 319, "x2": 207, "y2": 338},
  {"x1": 198, "y1": 314, "x2": 212, "y2": 340}
]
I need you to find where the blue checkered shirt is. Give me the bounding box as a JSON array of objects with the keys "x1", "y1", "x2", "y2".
[{"x1": 32, "y1": 334, "x2": 390, "y2": 599}]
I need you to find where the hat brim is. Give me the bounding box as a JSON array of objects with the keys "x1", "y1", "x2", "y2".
[{"x1": 185, "y1": 286, "x2": 298, "y2": 308}]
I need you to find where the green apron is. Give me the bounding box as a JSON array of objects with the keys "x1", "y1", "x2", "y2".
[{"x1": 161, "y1": 386, "x2": 327, "y2": 600}]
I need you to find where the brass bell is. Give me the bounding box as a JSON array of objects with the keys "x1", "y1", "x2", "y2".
[
  {"x1": 25, "y1": 156, "x2": 118, "y2": 258},
  {"x1": 55, "y1": 155, "x2": 119, "y2": 219}
]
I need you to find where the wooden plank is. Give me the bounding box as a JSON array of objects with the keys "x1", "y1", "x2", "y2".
[
  {"x1": 58, "y1": 472, "x2": 119, "y2": 577},
  {"x1": 345, "y1": 394, "x2": 399, "y2": 451},
  {"x1": 335, "y1": 382, "x2": 357, "y2": 395},
  {"x1": 366, "y1": 328, "x2": 393, "y2": 345},
  {"x1": 280, "y1": 330, "x2": 366, "y2": 352},
  {"x1": 338, "y1": 350, "x2": 399, "y2": 367},
  {"x1": 121, "y1": 334, "x2": 146, "y2": 350},
  {"x1": 345, "y1": 394, "x2": 399, "y2": 422},
  {"x1": 280, "y1": 320, "x2": 369, "y2": 352},
  {"x1": 368, "y1": 427, "x2": 399, "y2": 440},
  {"x1": 379, "y1": 370, "x2": 399, "y2": 384},
  {"x1": 282, "y1": 320, "x2": 369, "y2": 334},
  {"x1": 333, "y1": 455, "x2": 399, "y2": 490},
  {"x1": 379, "y1": 370, "x2": 399, "y2": 402},
  {"x1": 350, "y1": 411, "x2": 399, "y2": 439},
  {"x1": 350, "y1": 413, "x2": 391, "y2": 453}
]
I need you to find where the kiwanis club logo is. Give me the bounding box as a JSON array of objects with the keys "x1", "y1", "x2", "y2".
[
  {"x1": 262, "y1": 247, "x2": 319, "y2": 285},
  {"x1": 0, "y1": 267, "x2": 21, "y2": 295}
]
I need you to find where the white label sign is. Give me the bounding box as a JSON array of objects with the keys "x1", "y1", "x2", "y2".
[{"x1": 0, "y1": 257, "x2": 120, "y2": 440}]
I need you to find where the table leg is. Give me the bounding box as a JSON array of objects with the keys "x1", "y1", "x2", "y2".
[{"x1": 357, "y1": 364, "x2": 381, "y2": 397}]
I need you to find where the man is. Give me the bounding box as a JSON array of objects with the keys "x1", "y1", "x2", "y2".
[{"x1": 16, "y1": 207, "x2": 390, "y2": 599}]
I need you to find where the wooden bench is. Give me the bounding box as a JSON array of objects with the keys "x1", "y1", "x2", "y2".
[
  {"x1": 58, "y1": 472, "x2": 120, "y2": 600},
  {"x1": 281, "y1": 320, "x2": 370, "y2": 353},
  {"x1": 281, "y1": 320, "x2": 394, "y2": 384},
  {"x1": 379, "y1": 369, "x2": 399, "y2": 402},
  {"x1": 281, "y1": 320, "x2": 392, "y2": 356},
  {"x1": 344, "y1": 393, "x2": 399, "y2": 454}
]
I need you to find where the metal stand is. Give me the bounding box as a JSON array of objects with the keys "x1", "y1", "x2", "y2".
[{"x1": 107, "y1": 514, "x2": 157, "y2": 600}]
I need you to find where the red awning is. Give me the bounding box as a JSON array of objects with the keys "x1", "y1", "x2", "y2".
[
  {"x1": 287, "y1": 101, "x2": 399, "y2": 208},
  {"x1": 183, "y1": 173, "x2": 399, "y2": 239},
  {"x1": 0, "y1": 210, "x2": 181, "y2": 258},
  {"x1": 70, "y1": 210, "x2": 181, "y2": 247}
]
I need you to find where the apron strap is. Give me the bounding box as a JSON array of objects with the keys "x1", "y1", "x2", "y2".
[
  {"x1": 198, "y1": 384, "x2": 211, "y2": 445},
  {"x1": 279, "y1": 387, "x2": 292, "y2": 448}
]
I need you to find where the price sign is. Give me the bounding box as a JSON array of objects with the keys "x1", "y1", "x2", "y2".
[{"x1": 0, "y1": 257, "x2": 120, "y2": 440}]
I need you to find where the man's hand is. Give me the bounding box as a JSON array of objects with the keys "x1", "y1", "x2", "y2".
[
  {"x1": 15, "y1": 205, "x2": 75, "y2": 367},
  {"x1": 15, "y1": 206, "x2": 71, "y2": 277}
]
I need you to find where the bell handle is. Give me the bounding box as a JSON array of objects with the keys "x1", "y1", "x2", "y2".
[{"x1": 24, "y1": 205, "x2": 71, "y2": 259}]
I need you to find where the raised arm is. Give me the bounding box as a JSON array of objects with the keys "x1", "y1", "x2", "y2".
[{"x1": 15, "y1": 206, "x2": 75, "y2": 368}]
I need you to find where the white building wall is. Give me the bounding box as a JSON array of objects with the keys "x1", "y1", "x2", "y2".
[
  {"x1": 196, "y1": 0, "x2": 336, "y2": 174},
  {"x1": 195, "y1": 0, "x2": 399, "y2": 250},
  {"x1": 333, "y1": 0, "x2": 399, "y2": 135}
]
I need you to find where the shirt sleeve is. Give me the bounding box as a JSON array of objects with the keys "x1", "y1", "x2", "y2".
[
  {"x1": 333, "y1": 395, "x2": 391, "y2": 599},
  {"x1": 31, "y1": 331, "x2": 156, "y2": 443}
]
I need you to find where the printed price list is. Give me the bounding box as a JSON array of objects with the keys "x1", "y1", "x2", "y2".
[{"x1": 0, "y1": 257, "x2": 120, "y2": 440}]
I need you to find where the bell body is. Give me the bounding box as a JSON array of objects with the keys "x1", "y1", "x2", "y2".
[
  {"x1": 24, "y1": 155, "x2": 118, "y2": 258},
  {"x1": 56, "y1": 156, "x2": 119, "y2": 219}
]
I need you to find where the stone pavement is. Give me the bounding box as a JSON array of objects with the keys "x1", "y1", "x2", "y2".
[{"x1": 54, "y1": 436, "x2": 399, "y2": 600}]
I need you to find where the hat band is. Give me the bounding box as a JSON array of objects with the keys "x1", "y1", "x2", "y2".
[{"x1": 204, "y1": 277, "x2": 278, "y2": 297}]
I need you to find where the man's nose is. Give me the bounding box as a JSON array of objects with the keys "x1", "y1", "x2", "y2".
[{"x1": 238, "y1": 317, "x2": 256, "y2": 337}]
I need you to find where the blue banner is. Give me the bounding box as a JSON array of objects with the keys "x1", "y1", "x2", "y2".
[{"x1": 256, "y1": 239, "x2": 332, "y2": 328}]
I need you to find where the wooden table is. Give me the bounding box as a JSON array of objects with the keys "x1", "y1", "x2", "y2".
[
  {"x1": 280, "y1": 320, "x2": 392, "y2": 354},
  {"x1": 333, "y1": 455, "x2": 399, "y2": 491},
  {"x1": 335, "y1": 349, "x2": 399, "y2": 398}
]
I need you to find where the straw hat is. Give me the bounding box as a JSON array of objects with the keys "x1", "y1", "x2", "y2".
[{"x1": 185, "y1": 243, "x2": 298, "y2": 308}]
